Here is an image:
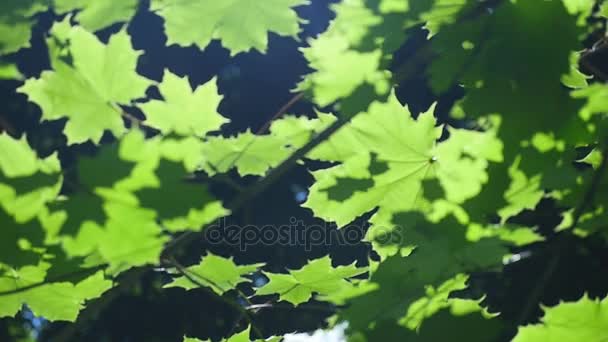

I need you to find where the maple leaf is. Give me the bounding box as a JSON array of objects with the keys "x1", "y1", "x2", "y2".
[
  {"x1": 256, "y1": 256, "x2": 367, "y2": 305},
  {"x1": 165, "y1": 253, "x2": 264, "y2": 294},
  {"x1": 139, "y1": 71, "x2": 228, "y2": 137},
  {"x1": 513, "y1": 294, "x2": 608, "y2": 342},
  {"x1": 202, "y1": 114, "x2": 332, "y2": 176},
  {"x1": 54, "y1": 0, "x2": 139, "y2": 31},
  {"x1": 0, "y1": 264, "x2": 111, "y2": 321},
  {"x1": 151, "y1": 0, "x2": 307, "y2": 54},
  {"x1": 0, "y1": 0, "x2": 47, "y2": 54},
  {"x1": 0, "y1": 134, "x2": 62, "y2": 222},
  {"x1": 19, "y1": 23, "x2": 152, "y2": 144},
  {"x1": 304, "y1": 93, "x2": 502, "y2": 227}
]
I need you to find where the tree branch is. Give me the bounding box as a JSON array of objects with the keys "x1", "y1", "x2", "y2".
[
  {"x1": 166, "y1": 256, "x2": 264, "y2": 339},
  {"x1": 161, "y1": 115, "x2": 349, "y2": 258}
]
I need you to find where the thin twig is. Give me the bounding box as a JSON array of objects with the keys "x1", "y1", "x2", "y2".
[
  {"x1": 121, "y1": 111, "x2": 143, "y2": 127},
  {"x1": 245, "y1": 303, "x2": 336, "y2": 313},
  {"x1": 209, "y1": 92, "x2": 306, "y2": 175},
  {"x1": 161, "y1": 116, "x2": 349, "y2": 258},
  {"x1": 160, "y1": 0, "x2": 505, "y2": 267},
  {"x1": 164, "y1": 256, "x2": 253, "y2": 306},
  {"x1": 165, "y1": 256, "x2": 264, "y2": 339},
  {"x1": 256, "y1": 92, "x2": 305, "y2": 134}
]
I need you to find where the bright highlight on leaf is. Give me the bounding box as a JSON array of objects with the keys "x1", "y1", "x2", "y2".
[
  {"x1": 151, "y1": 0, "x2": 308, "y2": 54},
  {"x1": 19, "y1": 23, "x2": 152, "y2": 144},
  {"x1": 54, "y1": 0, "x2": 139, "y2": 31},
  {"x1": 0, "y1": 262, "x2": 112, "y2": 321},
  {"x1": 0, "y1": 62, "x2": 22, "y2": 80},
  {"x1": 139, "y1": 71, "x2": 228, "y2": 137},
  {"x1": 297, "y1": 0, "x2": 389, "y2": 108},
  {"x1": 0, "y1": 134, "x2": 62, "y2": 222},
  {"x1": 304, "y1": 93, "x2": 502, "y2": 227},
  {"x1": 513, "y1": 294, "x2": 608, "y2": 342}
]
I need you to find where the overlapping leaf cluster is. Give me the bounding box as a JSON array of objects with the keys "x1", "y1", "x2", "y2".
[{"x1": 1, "y1": 0, "x2": 607, "y2": 341}]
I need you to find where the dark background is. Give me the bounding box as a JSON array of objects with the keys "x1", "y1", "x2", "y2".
[{"x1": 1, "y1": 1, "x2": 607, "y2": 341}]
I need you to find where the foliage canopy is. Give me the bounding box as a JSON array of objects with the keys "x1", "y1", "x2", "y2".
[{"x1": 0, "y1": 0, "x2": 607, "y2": 341}]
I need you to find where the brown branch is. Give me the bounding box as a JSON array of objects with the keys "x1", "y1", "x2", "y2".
[
  {"x1": 161, "y1": 115, "x2": 350, "y2": 259},
  {"x1": 208, "y1": 92, "x2": 306, "y2": 175},
  {"x1": 256, "y1": 92, "x2": 305, "y2": 134}
]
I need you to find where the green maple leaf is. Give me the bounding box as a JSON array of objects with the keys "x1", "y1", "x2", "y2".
[
  {"x1": 116, "y1": 131, "x2": 227, "y2": 232},
  {"x1": 19, "y1": 23, "x2": 152, "y2": 144},
  {"x1": 151, "y1": 0, "x2": 307, "y2": 55},
  {"x1": 0, "y1": 0, "x2": 48, "y2": 54},
  {"x1": 203, "y1": 130, "x2": 288, "y2": 176},
  {"x1": 420, "y1": 0, "x2": 475, "y2": 36},
  {"x1": 561, "y1": 0, "x2": 595, "y2": 16},
  {"x1": 572, "y1": 84, "x2": 608, "y2": 121},
  {"x1": 304, "y1": 94, "x2": 502, "y2": 227},
  {"x1": 138, "y1": 71, "x2": 228, "y2": 137},
  {"x1": 556, "y1": 148, "x2": 608, "y2": 237},
  {"x1": 0, "y1": 263, "x2": 111, "y2": 321},
  {"x1": 136, "y1": 159, "x2": 227, "y2": 232},
  {"x1": 466, "y1": 223, "x2": 544, "y2": 247},
  {"x1": 53, "y1": 0, "x2": 139, "y2": 32},
  {"x1": 513, "y1": 294, "x2": 608, "y2": 342},
  {"x1": 340, "y1": 213, "x2": 506, "y2": 330},
  {"x1": 97, "y1": 202, "x2": 168, "y2": 271},
  {"x1": 399, "y1": 273, "x2": 469, "y2": 330},
  {"x1": 0, "y1": 134, "x2": 62, "y2": 222},
  {"x1": 45, "y1": 131, "x2": 220, "y2": 269},
  {"x1": 202, "y1": 114, "x2": 332, "y2": 176},
  {"x1": 427, "y1": 0, "x2": 590, "y2": 222},
  {"x1": 0, "y1": 62, "x2": 22, "y2": 80},
  {"x1": 561, "y1": 52, "x2": 590, "y2": 89},
  {"x1": 298, "y1": 0, "x2": 470, "y2": 112},
  {"x1": 48, "y1": 192, "x2": 166, "y2": 271},
  {"x1": 297, "y1": 0, "x2": 390, "y2": 108},
  {"x1": 0, "y1": 133, "x2": 57, "y2": 179},
  {"x1": 0, "y1": 210, "x2": 45, "y2": 268},
  {"x1": 256, "y1": 256, "x2": 367, "y2": 306},
  {"x1": 361, "y1": 298, "x2": 502, "y2": 342},
  {"x1": 165, "y1": 253, "x2": 264, "y2": 294},
  {"x1": 298, "y1": 34, "x2": 390, "y2": 108}
]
